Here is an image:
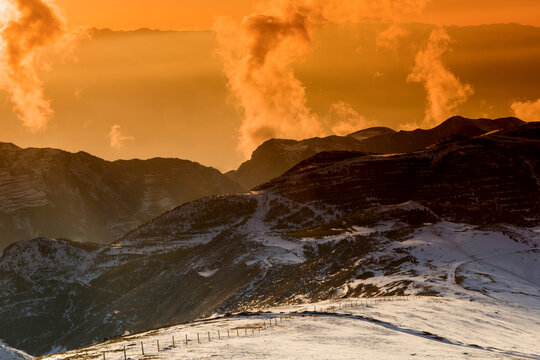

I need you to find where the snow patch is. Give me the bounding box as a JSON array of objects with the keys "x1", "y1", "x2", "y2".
[{"x1": 198, "y1": 269, "x2": 218, "y2": 278}]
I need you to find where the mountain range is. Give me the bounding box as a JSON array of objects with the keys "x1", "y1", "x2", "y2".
[
  {"x1": 0, "y1": 145, "x2": 241, "y2": 250},
  {"x1": 227, "y1": 116, "x2": 524, "y2": 189},
  {"x1": 0, "y1": 117, "x2": 523, "y2": 252},
  {"x1": 0, "y1": 120, "x2": 538, "y2": 355}
]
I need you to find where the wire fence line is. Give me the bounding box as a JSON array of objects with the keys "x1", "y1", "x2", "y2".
[
  {"x1": 95, "y1": 316, "x2": 287, "y2": 360},
  {"x1": 89, "y1": 295, "x2": 420, "y2": 360}
]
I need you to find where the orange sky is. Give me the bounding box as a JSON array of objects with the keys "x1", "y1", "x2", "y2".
[
  {"x1": 55, "y1": 0, "x2": 540, "y2": 30},
  {"x1": 0, "y1": 0, "x2": 539, "y2": 171}
]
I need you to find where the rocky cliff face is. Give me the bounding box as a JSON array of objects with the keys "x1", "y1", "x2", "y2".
[
  {"x1": 227, "y1": 117, "x2": 524, "y2": 190},
  {"x1": 0, "y1": 122, "x2": 538, "y2": 356},
  {"x1": 0, "y1": 145, "x2": 242, "y2": 250}
]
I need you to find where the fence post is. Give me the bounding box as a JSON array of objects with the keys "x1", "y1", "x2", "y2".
[
  {"x1": 197, "y1": 333, "x2": 200, "y2": 344},
  {"x1": 172, "y1": 335, "x2": 175, "y2": 347},
  {"x1": 227, "y1": 329, "x2": 230, "y2": 338},
  {"x1": 237, "y1": 328, "x2": 239, "y2": 336},
  {"x1": 102, "y1": 351, "x2": 106, "y2": 360},
  {"x1": 208, "y1": 331, "x2": 211, "y2": 342},
  {"x1": 141, "y1": 341, "x2": 144, "y2": 355},
  {"x1": 218, "y1": 330, "x2": 221, "y2": 340},
  {"x1": 185, "y1": 334, "x2": 188, "y2": 345},
  {"x1": 157, "y1": 339, "x2": 160, "y2": 352},
  {"x1": 123, "y1": 346, "x2": 127, "y2": 360}
]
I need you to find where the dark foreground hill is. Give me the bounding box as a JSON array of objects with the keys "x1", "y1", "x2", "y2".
[
  {"x1": 227, "y1": 117, "x2": 524, "y2": 190},
  {"x1": 0, "y1": 122, "x2": 538, "y2": 355},
  {"x1": 0, "y1": 145, "x2": 242, "y2": 250}
]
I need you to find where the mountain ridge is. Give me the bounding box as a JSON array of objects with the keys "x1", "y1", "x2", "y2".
[
  {"x1": 227, "y1": 116, "x2": 525, "y2": 190},
  {"x1": 0, "y1": 144, "x2": 242, "y2": 251},
  {"x1": 0, "y1": 122, "x2": 537, "y2": 355}
]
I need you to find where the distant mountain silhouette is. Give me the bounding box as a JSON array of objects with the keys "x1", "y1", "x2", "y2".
[
  {"x1": 355, "y1": 116, "x2": 524, "y2": 154},
  {"x1": 228, "y1": 117, "x2": 524, "y2": 190},
  {"x1": 0, "y1": 144, "x2": 242, "y2": 250}
]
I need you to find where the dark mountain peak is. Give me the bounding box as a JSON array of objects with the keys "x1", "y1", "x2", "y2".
[
  {"x1": 256, "y1": 122, "x2": 539, "y2": 225},
  {"x1": 229, "y1": 116, "x2": 524, "y2": 191},
  {"x1": 491, "y1": 121, "x2": 540, "y2": 139},
  {"x1": 433, "y1": 116, "x2": 524, "y2": 133},
  {"x1": 0, "y1": 141, "x2": 21, "y2": 149},
  {"x1": 347, "y1": 127, "x2": 396, "y2": 141}
]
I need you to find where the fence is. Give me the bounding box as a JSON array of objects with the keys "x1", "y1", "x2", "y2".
[
  {"x1": 92, "y1": 295, "x2": 419, "y2": 360},
  {"x1": 97, "y1": 316, "x2": 287, "y2": 360}
]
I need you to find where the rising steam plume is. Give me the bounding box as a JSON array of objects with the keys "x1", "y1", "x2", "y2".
[
  {"x1": 0, "y1": 0, "x2": 70, "y2": 132},
  {"x1": 511, "y1": 99, "x2": 540, "y2": 122},
  {"x1": 215, "y1": 2, "x2": 321, "y2": 158},
  {"x1": 407, "y1": 27, "x2": 473, "y2": 128},
  {"x1": 109, "y1": 125, "x2": 135, "y2": 149},
  {"x1": 216, "y1": 0, "x2": 431, "y2": 158}
]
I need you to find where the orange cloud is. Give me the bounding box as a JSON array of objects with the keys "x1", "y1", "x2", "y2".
[
  {"x1": 511, "y1": 99, "x2": 540, "y2": 122},
  {"x1": 109, "y1": 125, "x2": 135, "y2": 149},
  {"x1": 215, "y1": 3, "x2": 322, "y2": 158},
  {"x1": 328, "y1": 101, "x2": 372, "y2": 136},
  {"x1": 0, "y1": 0, "x2": 74, "y2": 132},
  {"x1": 407, "y1": 27, "x2": 473, "y2": 128},
  {"x1": 376, "y1": 23, "x2": 408, "y2": 52},
  {"x1": 216, "y1": 0, "x2": 430, "y2": 157}
]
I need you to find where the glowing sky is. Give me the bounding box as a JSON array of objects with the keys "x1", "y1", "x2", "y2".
[
  {"x1": 54, "y1": 0, "x2": 540, "y2": 30},
  {"x1": 0, "y1": 0, "x2": 539, "y2": 171}
]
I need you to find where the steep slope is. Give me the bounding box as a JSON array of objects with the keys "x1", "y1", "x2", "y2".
[
  {"x1": 0, "y1": 344, "x2": 32, "y2": 360},
  {"x1": 0, "y1": 145, "x2": 242, "y2": 250},
  {"x1": 0, "y1": 123, "x2": 538, "y2": 355},
  {"x1": 228, "y1": 117, "x2": 524, "y2": 190}
]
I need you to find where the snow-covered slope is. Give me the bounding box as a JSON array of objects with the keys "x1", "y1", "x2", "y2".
[
  {"x1": 1, "y1": 123, "x2": 538, "y2": 356},
  {"x1": 2, "y1": 201, "x2": 538, "y2": 356},
  {"x1": 37, "y1": 294, "x2": 540, "y2": 360},
  {"x1": 0, "y1": 344, "x2": 32, "y2": 360}
]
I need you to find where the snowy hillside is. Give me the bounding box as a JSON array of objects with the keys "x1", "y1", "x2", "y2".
[
  {"x1": 0, "y1": 344, "x2": 32, "y2": 360},
  {"x1": 2, "y1": 200, "x2": 539, "y2": 357},
  {"x1": 0, "y1": 123, "x2": 538, "y2": 356},
  {"x1": 37, "y1": 294, "x2": 539, "y2": 360}
]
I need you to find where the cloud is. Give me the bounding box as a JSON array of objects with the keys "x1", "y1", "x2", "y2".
[
  {"x1": 0, "y1": 0, "x2": 75, "y2": 132},
  {"x1": 327, "y1": 101, "x2": 372, "y2": 136},
  {"x1": 407, "y1": 27, "x2": 473, "y2": 128},
  {"x1": 109, "y1": 125, "x2": 135, "y2": 149},
  {"x1": 215, "y1": 3, "x2": 322, "y2": 158},
  {"x1": 511, "y1": 99, "x2": 540, "y2": 122},
  {"x1": 215, "y1": 0, "x2": 430, "y2": 158},
  {"x1": 376, "y1": 23, "x2": 408, "y2": 52}
]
